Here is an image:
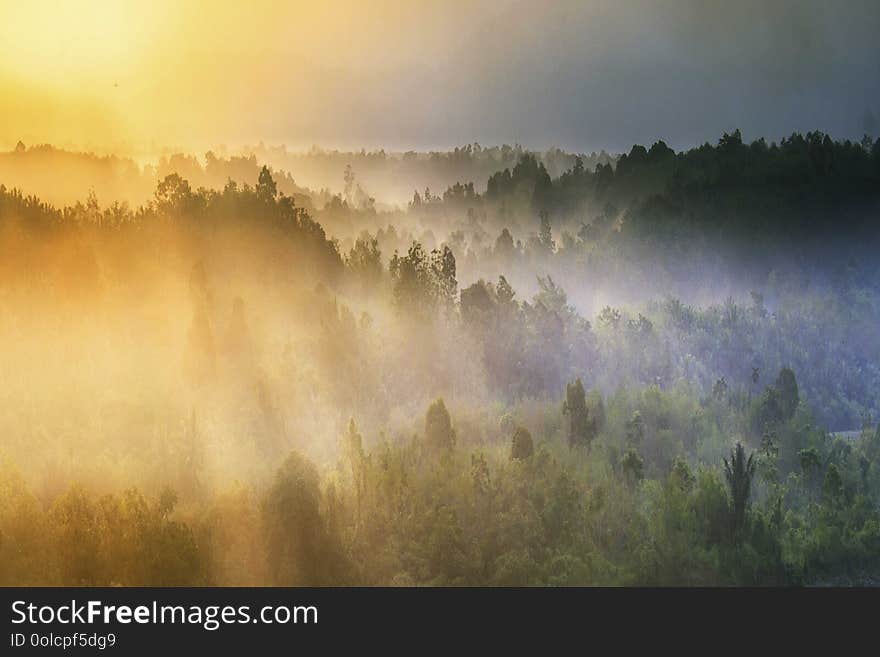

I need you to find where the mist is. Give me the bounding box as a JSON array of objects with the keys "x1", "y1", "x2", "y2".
[{"x1": 2, "y1": 2, "x2": 880, "y2": 588}]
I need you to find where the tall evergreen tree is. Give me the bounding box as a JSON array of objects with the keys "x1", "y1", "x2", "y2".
[
  {"x1": 563, "y1": 378, "x2": 591, "y2": 448},
  {"x1": 425, "y1": 398, "x2": 456, "y2": 451}
]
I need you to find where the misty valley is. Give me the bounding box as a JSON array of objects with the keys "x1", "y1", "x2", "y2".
[{"x1": 1, "y1": 130, "x2": 880, "y2": 586}]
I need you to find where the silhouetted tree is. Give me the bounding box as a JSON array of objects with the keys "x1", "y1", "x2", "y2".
[
  {"x1": 723, "y1": 442, "x2": 756, "y2": 542},
  {"x1": 263, "y1": 451, "x2": 329, "y2": 585},
  {"x1": 425, "y1": 398, "x2": 455, "y2": 451},
  {"x1": 823, "y1": 463, "x2": 843, "y2": 503},
  {"x1": 494, "y1": 227, "x2": 515, "y2": 260},
  {"x1": 256, "y1": 165, "x2": 277, "y2": 201},
  {"x1": 775, "y1": 368, "x2": 799, "y2": 421},
  {"x1": 621, "y1": 448, "x2": 644, "y2": 484},
  {"x1": 563, "y1": 378, "x2": 591, "y2": 448},
  {"x1": 346, "y1": 233, "x2": 383, "y2": 289},
  {"x1": 510, "y1": 426, "x2": 534, "y2": 460}
]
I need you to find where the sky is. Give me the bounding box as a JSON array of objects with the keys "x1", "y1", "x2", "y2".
[{"x1": 1, "y1": 0, "x2": 878, "y2": 155}]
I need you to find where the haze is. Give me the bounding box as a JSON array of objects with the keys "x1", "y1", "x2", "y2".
[
  {"x1": 2, "y1": 1, "x2": 880, "y2": 588},
  {"x1": 2, "y1": 0, "x2": 878, "y2": 154}
]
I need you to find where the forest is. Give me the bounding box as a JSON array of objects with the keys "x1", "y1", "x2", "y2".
[{"x1": 1, "y1": 129, "x2": 880, "y2": 586}]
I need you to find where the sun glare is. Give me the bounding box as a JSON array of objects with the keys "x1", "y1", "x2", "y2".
[{"x1": 0, "y1": 2, "x2": 159, "y2": 85}]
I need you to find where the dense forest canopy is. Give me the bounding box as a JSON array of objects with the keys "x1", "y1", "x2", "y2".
[
  {"x1": 1, "y1": 129, "x2": 880, "y2": 586},
  {"x1": 0, "y1": 141, "x2": 613, "y2": 209}
]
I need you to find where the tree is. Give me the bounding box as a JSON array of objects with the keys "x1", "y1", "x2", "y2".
[
  {"x1": 669, "y1": 457, "x2": 695, "y2": 492},
  {"x1": 586, "y1": 390, "x2": 606, "y2": 437},
  {"x1": 346, "y1": 233, "x2": 383, "y2": 288},
  {"x1": 431, "y1": 245, "x2": 457, "y2": 310},
  {"x1": 344, "y1": 419, "x2": 367, "y2": 532},
  {"x1": 799, "y1": 446, "x2": 821, "y2": 474},
  {"x1": 471, "y1": 453, "x2": 491, "y2": 494},
  {"x1": 256, "y1": 165, "x2": 277, "y2": 202},
  {"x1": 460, "y1": 279, "x2": 496, "y2": 327},
  {"x1": 495, "y1": 275, "x2": 516, "y2": 307},
  {"x1": 713, "y1": 377, "x2": 728, "y2": 401},
  {"x1": 753, "y1": 386, "x2": 784, "y2": 432},
  {"x1": 775, "y1": 368, "x2": 799, "y2": 421},
  {"x1": 823, "y1": 463, "x2": 843, "y2": 503},
  {"x1": 757, "y1": 432, "x2": 780, "y2": 484},
  {"x1": 538, "y1": 210, "x2": 555, "y2": 252},
  {"x1": 389, "y1": 241, "x2": 458, "y2": 318},
  {"x1": 563, "y1": 378, "x2": 591, "y2": 448},
  {"x1": 494, "y1": 228, "x2": 515, "y2": 260},
  {"x1": 389, "y1": 242, "x2": 432, "y2": 315},
  {"x1": 621, "y1": 448, "x2": 644, "y2": 483},
  {"x1": 154, "y1": 173, "x2": 197, "y2": 215},
  {"x1": 425, "y1": 398, "x2": 455, "y2": 451},
  {"x1": 343, "y1": 164, "x2": 356, "y2": 204},
  {"x1": 50, "y1": 486, "x2": 101, "y2": 585},
  {"x1": 799, "y1": 446, "x2": 822, "y2": 496},
  {"x1": 723, "y1": 442, "x2": 756, "y2": 542},
  {"x1": 510, "y1": 426, "x2": 534, "y2": 460},
  {"x1": 625, "y1": 411, "x2": 644, "y2": 447},
  {"x1": 263, "y1": 451, "x2": 327, "y2": 586},
  {"x1": 597, "y1": 305, "x2": 622, "y2": 330}
]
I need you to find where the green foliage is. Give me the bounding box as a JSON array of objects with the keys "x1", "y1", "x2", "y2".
[
  {"x1": 262, "y1": 451, "x2": 347, "y2": 585},
  {"x1": 753, "y1": 368, "x2": 801, "y2": 433},
  {"x1": 723, "y1": 442, "x2": 756, "y2": 542},
  {"x1": 389, "y1": 242, "x2": 458, "y2": 318},
  {"x1": 346, "y1": 232, "x2": 383, "y2": 289},
  {"x1": 563, "y1": 378, "x2": 595, "y2": 448},
  {"x1": 3, "y1": 378, "x2": 879, "y2": 585},
  {"x1": 3, "y1": 129, "x2": 880, "y2": 587},
  {"x1": 0, "y1": 472, "x2": 205, "y2": 586},
  {"x1": 620, "y1": 448, "x2": 644, "y2": 483},
  {"x1": 823, "y1": 463, "x2": 843, "y2": 503},
  {"x1": 799, "y1": 447, "x2": 821, "y2": 475},
  {"x1": 625, "y1": 411, "x2": 645, "y2": 447},
  {"x1": 670, "y1": 457, "x2": 695, "y2": 493}
]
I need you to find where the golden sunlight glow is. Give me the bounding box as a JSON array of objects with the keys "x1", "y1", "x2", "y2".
[
  {"x1": 0, "y1": 1, "x2": 305, "y2": 151},
  {"x1": 0, "y1": 0, "x2": 510, "y2": 153},
  {"x1": 1, "y1": 1, "x2": 168, "y2": 150},
  {"x1": 1, "y1": 2, "x2": 151, "y2": 82}
]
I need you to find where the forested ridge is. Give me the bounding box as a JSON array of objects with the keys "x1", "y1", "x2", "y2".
[{"x1": 1, "y1": 129, "x2": 880, "y2": 585}]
